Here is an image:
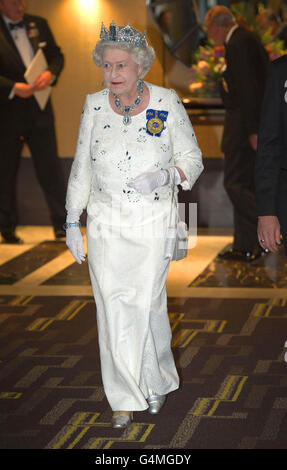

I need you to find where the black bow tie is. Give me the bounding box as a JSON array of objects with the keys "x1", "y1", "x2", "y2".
[{"x1": 9, "y1": 20, "x2": 25, "y2": 31}]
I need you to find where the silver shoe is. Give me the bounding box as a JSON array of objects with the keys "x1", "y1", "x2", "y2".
[
  {"x1": 112, "y1": 412, "x2": 133, "y2": 429},
  {"x1": 147, "y1": 395, "x2": 166, "y2": 414}
]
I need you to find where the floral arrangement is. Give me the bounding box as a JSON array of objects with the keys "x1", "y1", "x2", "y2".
[
  {"x1": 189, "y1": 2, "x2": 287, "y2": 97},
  {"x1": 232, "y1": 2, "x2": 287, "y2": 60},
  {"x1": 189, "y1": 43, "x2": 225, "y2": 97}
]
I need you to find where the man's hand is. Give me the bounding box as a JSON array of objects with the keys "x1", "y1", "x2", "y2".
[
  {"x1": 13, "y1": 71, "x2": 52, "y2": 99},
  {"x1": 14, "y1": 82, "x2": 36, "y2": 98},
  {"x1": 257, "y1": 215, "x2": 281, "y2": 252},
  {"x1": 249, "y1": 134, "x2": 258, "y2": 151},
  {"x1": 33, "y1": 70, "x2": 52, "y2": 91}
]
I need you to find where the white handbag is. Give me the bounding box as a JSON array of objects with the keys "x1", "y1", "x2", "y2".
[{"x1": 165, "y1": 183, "x2": 188, "y2": 261}]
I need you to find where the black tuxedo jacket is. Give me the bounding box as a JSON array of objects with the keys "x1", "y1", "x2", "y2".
[
  {"x1": 0, "y1": 13, "x2": 64, "y2": 127},
  {"x1": 255, "y1": 54, "x2": 287, "y2": 222},
  {"x1": 220, "y1": 27, "x2": 269, "y2": 153}
]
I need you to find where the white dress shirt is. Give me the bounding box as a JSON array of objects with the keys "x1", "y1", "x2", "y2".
[
  {"x1": 2, "y1": 14, "x2": 34, "y2": 68},
  {"x1": 225, "y1": 24, "x2": 239, "y2": 44}
]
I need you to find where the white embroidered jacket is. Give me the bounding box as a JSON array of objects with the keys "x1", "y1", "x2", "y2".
[{"x1": 66, "y1": 83, "x2": 203, "y2": 213}]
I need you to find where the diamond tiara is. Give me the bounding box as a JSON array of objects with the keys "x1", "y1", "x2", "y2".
[{"x1": 100, "y1": 22, "x2": 148, "y2": 47}]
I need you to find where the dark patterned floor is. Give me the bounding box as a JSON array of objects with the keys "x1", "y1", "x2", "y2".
[
  {"x1": 191, "y1": 243, "x2": 287, "y2": 288},
  {"x1": 1, "y1": 237, "x2": 287, "y2": 450},
  {"x1": 1, "y1": 293, "x2": 287, "y2": 449}
]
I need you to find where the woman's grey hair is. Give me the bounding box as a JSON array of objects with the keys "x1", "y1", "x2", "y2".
[
  {"x1": 93, "y1": 41, "x2": 155, "y2": 78},
  {"x1": 205, "y1": 6, "x2": 236, "y2": 28}
]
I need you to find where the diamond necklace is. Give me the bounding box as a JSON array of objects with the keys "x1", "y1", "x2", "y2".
[{"x1": 113, "y1": 80, "x2": 144, "y2": 125}]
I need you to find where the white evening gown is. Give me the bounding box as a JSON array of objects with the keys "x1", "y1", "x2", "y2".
[{"x1": 66, "y1": 83, "x2": 203, "y2": 411}]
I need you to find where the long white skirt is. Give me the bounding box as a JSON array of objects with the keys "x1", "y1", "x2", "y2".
[{"x1": 86, "y1": 200, "x2": 179, "y2": 411}]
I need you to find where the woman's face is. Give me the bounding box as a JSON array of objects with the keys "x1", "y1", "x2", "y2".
[{"x1": 102, "y1": 47, "x2": 143, "y2": 98}]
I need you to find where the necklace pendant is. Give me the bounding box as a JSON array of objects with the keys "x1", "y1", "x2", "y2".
[
  {"x1": 113, "y1": 80, "x2": 144, "y2": 127},
  {"x1": 123, "y1": 115, "x2": 131, "y2": 125}
]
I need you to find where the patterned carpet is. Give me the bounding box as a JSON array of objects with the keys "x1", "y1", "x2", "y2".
[
  {"x1": 191, "y1": 243, "x2": 287, "y2": 288},
  {"x1": 1, "y1": 237, "x2": 287, "y2": 450}
]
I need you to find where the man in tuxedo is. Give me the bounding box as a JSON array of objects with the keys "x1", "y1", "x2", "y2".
[
  {"x1": 256, "y1": 54, "x2": 287, "y2": 256},
  {"x1": 0, "y1": 0, "x2": 66, "y2": 243},
  {"x1": 205, "y1": 6, "x2": 269, "y2": 261}
]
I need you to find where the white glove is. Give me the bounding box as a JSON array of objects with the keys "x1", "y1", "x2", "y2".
[
  {"x1": 65, "y1": 208, "x2": 85, "y2": 264},
  {"x1": 66, "y1": 226, "x2": 86, "y2": 264},
  {"x1": 127, "y1": 167, "x2": 181, "y2": 195}
]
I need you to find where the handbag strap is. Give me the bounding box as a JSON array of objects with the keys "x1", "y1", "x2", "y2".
[{"x1": 168, "y1": 177, "x2": 179, "y2": 229}]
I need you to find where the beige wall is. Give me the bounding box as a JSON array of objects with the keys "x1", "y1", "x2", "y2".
[{"x1": 25, "y1": 0, "x2": 193, "y2": 157}]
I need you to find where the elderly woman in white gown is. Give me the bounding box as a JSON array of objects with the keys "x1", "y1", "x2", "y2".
[{"x1": 65, "y1": 22, "x2": 203, "y2": 428}]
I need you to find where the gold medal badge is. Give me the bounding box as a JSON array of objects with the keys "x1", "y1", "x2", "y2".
[
  {"x1": 147, "y1": 114, "x2": 164, "y2": 135},
  {"x1": 146, "y1": 110, "x2": 168, "y2": 137}
]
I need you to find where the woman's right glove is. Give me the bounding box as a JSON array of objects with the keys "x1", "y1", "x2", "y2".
[
  {"x1": 65, "y1": 208, "x2": 86, "y2": 264},
  {"x1": 66, "y1": 226, "x2": 86, "y2": 264}
]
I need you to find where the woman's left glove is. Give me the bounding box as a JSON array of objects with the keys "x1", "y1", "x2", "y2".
[{"x1": 127, "y1": 167, "x2": 181, "y2": 195}]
